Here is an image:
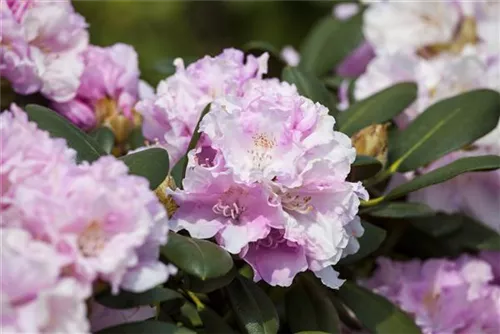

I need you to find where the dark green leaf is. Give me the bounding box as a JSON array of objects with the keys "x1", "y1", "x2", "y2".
[
  {"x1": 25, "y1": 104, "x2": 104, "y2": 163},
  {"x1": 184, "y1": 268, "x2": 236, "y2": 293},
  {"x1": 411, "y1": 213, "x2": 464, "y2": 238},
  {"x1": 323, "y1": 76, "x2": 345, "y2": 89},
  {"x1": 441, "y1": 215, "x2": 500, "y2": 251},
  {"x1": 95, "y1": 287, "x2": 183, "y2": 310},
  {"x1": 336, "y1": 82, "x2": 418, "y2": 136},
  {"x1": 226, "y1": 275, "x2": 279, "y2": 334},
  {"x1": 161, "y1": 233, "x2": 233, "y2": 280},
  {"x1": 286, "y1": 275, "x2": 340, "y2": 333},
  {"x1": 119, "y1": 148, "x2": 169, "y2": 190},
  {"x1": 361, "y1": 202, "x2": 434, "y2": 218},
  {"x1": 243, "y1": 41, "x2": 281, "y2": 59},
  {"x1": 386, "y1": 155, "x2": 500, "y2": 200},
  {"x1": 300, "y1": 13, "x2": 364, "y2": 77},
  {"x1": 170, "y1": 104, "x2": 211, "y2": 188},
  {"x1": 295, "y1": 332, "x2": 331, "y2": 334},
  {"x1": 337, "y1": 281, "x2": 420, "y2": 334},
  {"x1": 282, "y1": 66, "x2": 338, "y2": 116},
  {"x1": 90, "y1": 127, "x2": 115, "y2": 154},
  {"x1": 95, "y1": 320, "x2": 195, "y2": 334},
  {"x1": 128, "y1": 127, "x2": 146, "y2": 150},
  {"x1": 389, "y1": 89, "x2": 500, "y2": 172},
  {"x1": 339, "y1": 222, "x2": 386, "y2": 265},
  {"x1": 349, "y1": 155, "x2": 383, "y2": 181},
  {"x1": 199, "y1": 306, "x2": 237, "y2": 334}
]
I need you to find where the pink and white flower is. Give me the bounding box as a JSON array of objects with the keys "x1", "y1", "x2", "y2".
[
  {"x1": 136, "y1": 48, "x2": 268, "y2": 166},
  {"x1": 169, "y1": 76, "x2": 368, "y2": 288},
  {"x1": 0, "y1": 0, "x2": 89, "y2": 102}
]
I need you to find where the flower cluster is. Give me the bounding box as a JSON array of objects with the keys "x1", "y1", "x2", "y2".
[
  {"x1": 1, "y1": 0, "x2": 89, "y2": 102},
  {"x1": 352, "y1": 0, "x2": 500, "y2": 233},
  {"x1": 136, "y1": 48, "x2": 268, "y2": 166},
  {"x1": 0, "y1": 106, "x2": 172, "y2": 333},
  {"x1": 51, "y1": 43, "x2": 146, "y2": 145},
  {"x1": 363, "y1": 254, "x2": 500, "y2": 334},
  {"x1": 145, "y1": 51, "x2": 369, "y2": 288}
]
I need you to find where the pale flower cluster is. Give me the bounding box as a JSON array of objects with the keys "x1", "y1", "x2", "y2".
[
  {"x1": 140, "y1": 50, "x2": 369, "y2": 288},
  {"x1": 0, "y1": 106, "x2": 172, "y2": 333}
]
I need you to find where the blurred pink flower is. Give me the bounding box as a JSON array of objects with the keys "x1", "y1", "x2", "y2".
[
  {"x1": 363, "y1": 256, "x2": 500, "y2": 334},
  {"x1": 1, "y1": 106, "x2": 172, "y2": 294},
  {"x1": 0, "y1": 228, "x2": 91, "y2": 334},
  {"x1": 52, "y1": 43, "x2": 142, "y2": 135},
  {"x1": 0, "y1": 0, "x2": 88, "y2": 102}
]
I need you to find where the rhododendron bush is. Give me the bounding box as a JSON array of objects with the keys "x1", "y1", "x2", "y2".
[{"x1": 1, "y1": 1, "x2": 499, "y2": 333}]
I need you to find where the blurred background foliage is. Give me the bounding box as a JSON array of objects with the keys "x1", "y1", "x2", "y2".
[{"x1": 74, "y1": 1, "x2": 337, "y2": 86}]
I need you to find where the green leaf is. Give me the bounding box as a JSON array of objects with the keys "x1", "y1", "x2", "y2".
[
  {"x1": 300, "y1": 13, "x2": 364, "y2": 77},
  {"x1": 286, "y1": 275, "x2": 340, "y2": 333},
  {"x1": 199, "y1": 306, "x2": 238, "y2": 334},
  {"x1": 386, "y1": 155, "x2": 500, "y2": 200},
  {"x1": 95, "y1": 287, "x2": 184, "y2": 310},
  {"x1": 25, "y1": 104, "x2": 104, "y2": 163},
  {"x1": 225, "y1": 275, "x2": 279, "y2": 334},
  {"x1": 161, "y1": 233, "x2": 233, "y2": 280},
  {"x1": 119, "y1": 148, "x2": 170, "y2": 190},
  {"x1": 95, "y1": 320, "x2": 195, "y2": 334},
  {"x1": 336, "y1": 82, "x2": 418, "y2": 136},
  {"x1": 349, "y1": 155, "x2": 383, "y2": 181},
  {"x1": 440, "y1": 215, "x2": 500, "y2": 251},
  {"x1": 295, "y1": 332, "x2": 331, "y2": 334},
  {"x1": 361, "y1": 202, "x2": 434, "y2": 218},
  {"x1": 337, "y1": 281, "x2": 420, "y2": 334},
  {"x1": 128, "y1": 127, "x2": 146, "y2": 150},
  {"x1": 323, "y1": 76, "x2": 345, "y2": 89},
  {"x1": 90, "y1": 127, "x2": 115, "y2": 154},
  {"x1": 170, "y1": 104, "x2": 211, "y2": 188},
  {"x1": 243, "y1": 40, "x2": 281, "y2": 59},
  {"x1": 411, "y1": 213, "x2": 464, "y2": 238},
  {"x1": 339, "y1": 222, "x2": 386, "y2": 265},
  {"x1": 183, "y1": 268, "x2": 236, "y2": 293},
  {"x1": 389, "y1": 89, "x2": 500, "y2": 172},
  {"x1": 282, "y1": 66, "x2": 338, "y2": 116}
]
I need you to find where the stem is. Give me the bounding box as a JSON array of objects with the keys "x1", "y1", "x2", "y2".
[
  {"x1": 360, "y1": 196, "x2": 385, "y2": 207},
  {"x1": 186, "y1": 291, "x2": 205, "y2": 311}
]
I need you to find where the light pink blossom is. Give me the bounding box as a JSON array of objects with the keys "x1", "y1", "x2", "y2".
[
  {"x1": 52, "y1": 43, "x2": 141, "y2": 131},
  {"x1": 0, "y1": 0, "x2": 89, "y2": 102},
  {"x1": 170, "y1": 78, "x2": 367, "y2": 288},
  {"x1": 136, "y1": 48, "x2": 268, "y2": 166}
]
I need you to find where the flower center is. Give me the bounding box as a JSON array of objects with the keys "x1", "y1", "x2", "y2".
[
  {"x1": 248, "y1": 133, "x2": 276, "y2": 170},
  {"x1": 77, "y1": 221, "x2": 107, "y2": 257},
  {"x1": 212, "y1": 187, "x2": 246, "y2": 220},
  {"x1": 95, "y1": 98, "x2": 141, "y2": 146},
  {"x1": 280, "y1": 192, "x2": 313, "y2": 214},
  {"x1": 255, "y1": 229, "x2": 289, "y2": 250}
]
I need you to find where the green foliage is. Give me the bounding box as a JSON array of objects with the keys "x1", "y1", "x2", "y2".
[
  {"x1": 385, "y1": 155, "x2": 500, "y2": 200},
  {"x1": 299, "y1": 12, "x2": 364, "y2": 77},
  {"x1": 389, "y1": 89, "x2": 500, "y2": 172},
  {"x1": 90, "y1": 127, "x2": 115, "y2": 154},
  {"x1": 119, "y1": 148, "x2": 170, "y2": 190},
  {"x1": 161, "y1": 233, "x2": 233, "y2": 280},
  {"x1": 96, "y1": 287, "x2": 184, "y2": 310},
  {"x1": 349, "y1": 155, "x2": 383, "y2": 181},
  {"x1": 95, "y1": 320, "x2": 195, "y2": 334},
  {"x1": 337, "y1": 282, "x2": 420, "y2": 334},
  {"x1": 336, "y1": 82, "x2": 418, "y2": 136},
  {"x1": 286, "y1": 275, "x2": 341, "y2": 333},
  {"x1": 361, "y1": 202, "x2": 435, "y2": 218},
  {"x1": 25, "y1": 104, "x2": 104, "y2": 163}
]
